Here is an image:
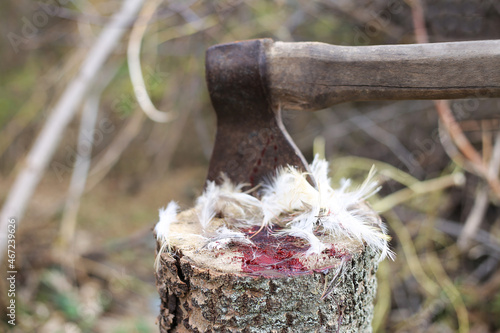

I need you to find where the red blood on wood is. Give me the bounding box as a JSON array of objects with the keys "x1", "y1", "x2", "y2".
[{"x1": 238, "y1": 226, "x2": 309, "y2": 275}]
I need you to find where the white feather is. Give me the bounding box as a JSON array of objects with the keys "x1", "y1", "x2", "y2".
[
  {"x1": 260, "y1": 166, "x2": 318, "y2": 227},
  {"x1": 154, "y1": 201, "x2": 179, "y2": 271},
  {"x1": 195, "y1": 181, "x2": 219, "y2": 230},
  {"x1": 219, "y1": 175, "x2": 260, "y2": 207},
  {"x1": 154, "y1": 201, "x2": 179, "y2": 241},
  {"x1": 333, "y1": 166, "x2": 381, "y2": 209},
  {"x1": 278, "y1": 226, "x2": 327, "y2": 255},
  {"x1": 320, "y1": 204, "x2": 393, "y2": 261},
  {"x1": 276, "y1": 163, "x2": 390, "y2": 261},
  {"x1": 217, "y1": 175, "x2": 262, "y2": 225},
  {"x1": 204, "y1": 226, "x2": 254, "y2": 250},
  {"x1": 286, "y1": 204, "x2": 321, "y2": 232},
  {"x1": 310, "y1": 155, "x2": 334, "y2": 207}
]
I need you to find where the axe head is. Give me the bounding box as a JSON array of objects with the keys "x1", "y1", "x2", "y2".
[{"x1": 205, "y1": 39, "x2": 310, "y2": 188}]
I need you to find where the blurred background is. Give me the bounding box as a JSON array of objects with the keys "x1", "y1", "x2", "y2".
[{"x1": 1, "y1": 0, "x2": 500, "y2": 332}]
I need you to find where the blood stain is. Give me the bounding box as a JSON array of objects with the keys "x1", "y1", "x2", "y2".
[{"x1": 238, "y1": 226, "x2": 309, "y2": 275}]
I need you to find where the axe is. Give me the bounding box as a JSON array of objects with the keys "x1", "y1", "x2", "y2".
[{"x1": 205, "y1": 38, "x2": 500, "y2": 187}]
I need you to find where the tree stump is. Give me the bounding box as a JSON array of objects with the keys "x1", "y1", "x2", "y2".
[{"x1": 155, "y1": 209, "x2": 379, "y2": 333}]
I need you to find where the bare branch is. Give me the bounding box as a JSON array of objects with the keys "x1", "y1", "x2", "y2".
[
  {"x1": 59, "y1": 65, "x2": 119, "y2": 251},
  {"x1": 0, "y1": 0, "x2": 145, "y2": 263}
]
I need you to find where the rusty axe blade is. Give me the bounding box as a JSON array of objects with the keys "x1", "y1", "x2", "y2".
[
  {"x1": 205, "y1": 39, "x2": 310, "y2": 188},
  {"x1": 205, "y1": 38, "x2": 500, "y2": 187}
]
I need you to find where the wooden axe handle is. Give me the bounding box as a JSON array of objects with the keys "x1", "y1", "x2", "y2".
[{"x1": 266, "y1": 39, "x2": 500, "y2": 111}]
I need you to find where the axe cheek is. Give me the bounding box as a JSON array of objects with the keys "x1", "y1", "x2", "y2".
[{"x1": 206, "y1": 39, "x2": 311, "y2": 187}]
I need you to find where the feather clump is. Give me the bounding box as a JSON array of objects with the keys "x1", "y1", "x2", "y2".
[
  {"x1": 258, "y1": 156, "x2": 393, "y2": 261},
  {"x1": 155, "y1": 156, "x2": 394, "y2": 262}
]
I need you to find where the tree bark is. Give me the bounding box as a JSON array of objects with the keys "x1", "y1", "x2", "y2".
[{"x1": 155, "y1": 211, "x2": 379, "y2": 333}]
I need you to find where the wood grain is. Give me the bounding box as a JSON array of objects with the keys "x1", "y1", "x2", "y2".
[{"x1": 267, "y1": 40, "x2": 500, "y2": 111}]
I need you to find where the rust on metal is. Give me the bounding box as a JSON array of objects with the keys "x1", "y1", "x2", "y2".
[{"x1": 205, "y1": 39, "x2": 310, "y2": 188}]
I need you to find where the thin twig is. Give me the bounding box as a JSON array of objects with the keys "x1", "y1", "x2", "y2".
[
  {"x1": 436, "y1": 102, "x2": 488, "y2": 173},
  {"x1": 314, "y1": 101, "x2": 431, "y2": 152},
  {"x1": 320, "y1": 0, "x2": 404, "y2": 40},
  {"x1": 408, "y1": 0, "x2": 429, "y2": 44},
  {"x1": 434, "y1": 218, "x2": 500, "y2": 257},
  {"x1": 426, "y1": 252, "x2": 469, "y2": 333},
  {"x1": 470, "y1": 256, "x2": 499, "y2": 282},
  {"x1": 458, "y1": 132, "x2": 500, "y2": 250},
  {"x1": 155, "y1": 14, "x2": 219, "y2": 44},
  {"x1": 371, "y1": 261, "x2": 391, "y2": 332},
  {"x1": 86, "y1": 110, "x2": 145, "y2": 191},
  {"x1": 438, "y1": 119, "x2": 469, "y2": 171},
  {"x1": 385, "y1": 210, "x2": 440, "y2": 296},
  {"x1": 482, "y1": 121, "x2": 493, "y2": 165},
  {"x1": 374, "y1": 172, "x2": 465, "y2": 213},
  {"x1": 457, "y1": 119, "x2": 500, "y2": 133},
  {"x1": 348, "y1": 108, "x2": 425, "y2": 177},
  {"x1": 458, "y1": 187, "x2": 490, "y2": 250},
  {"x1": 331, "y1": 155, "x2": 420, "y2": 188},
  {"x1": 152, "y1": 78, "x2": 201, "y2": 177},
  {"x1": 127, "y1": 0, "x2": 175, "y2": 123}
]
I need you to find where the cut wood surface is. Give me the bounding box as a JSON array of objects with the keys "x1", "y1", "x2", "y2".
[{"x1": 155, "y1": 208, "x2": 379, "y2": 333}]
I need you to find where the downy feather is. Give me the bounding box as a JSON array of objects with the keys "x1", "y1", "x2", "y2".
[
  {"x1": 154, "y1": 201, "x2": 180, "y2": 241},
  {"x1": 277, "y1": 226, "x2": 326, "y2": 255},
  {"x1": 260, "y1": 166, "x2": 318, "y2": 227},
  {"x1": 154, "y1": 201, "x2": 179, "y2": 270},
  {"x1": 204, "y1": 226, "x2": 254, "y2": 250},
  {"x1": 195, "y1": 181, "x2": 219, "y2": 230},
  {"x1": 217, "y1": 174, "x2": 262, "y2": 225}
]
